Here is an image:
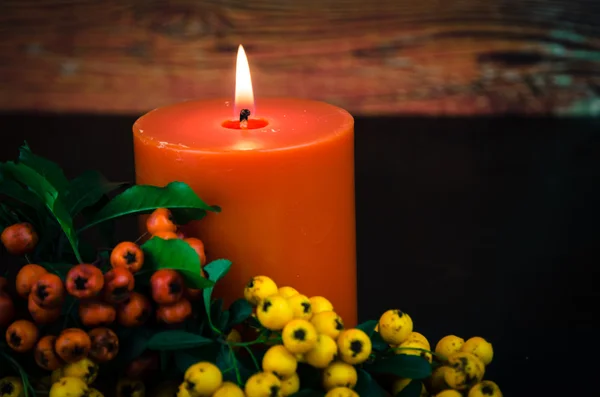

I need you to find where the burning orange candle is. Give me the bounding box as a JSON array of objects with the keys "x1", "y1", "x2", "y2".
[{"x1": 133, "y1": 45, "x2": 357, "y2": 326}]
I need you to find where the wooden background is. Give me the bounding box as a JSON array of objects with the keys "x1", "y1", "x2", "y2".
[{"x1": 1, "y1": 0, "x2": 600, "y2": 116}]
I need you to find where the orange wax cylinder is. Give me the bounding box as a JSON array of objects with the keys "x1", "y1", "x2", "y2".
[{"x1": 133, "y1": 98, "x2": 357, "y2": 326}]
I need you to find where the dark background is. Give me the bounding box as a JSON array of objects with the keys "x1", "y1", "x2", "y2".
[{"x1": 1, "y1": 113, "x2": 599, "y2": 395}]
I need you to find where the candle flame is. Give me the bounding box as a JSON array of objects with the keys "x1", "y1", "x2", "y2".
[{"x1": 235, "y1": 44, "x2": 255, "y2": 118}]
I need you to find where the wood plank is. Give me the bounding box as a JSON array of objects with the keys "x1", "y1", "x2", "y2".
[{"x1": 1, "y1": 0, "x2": 600, "y2": 115}]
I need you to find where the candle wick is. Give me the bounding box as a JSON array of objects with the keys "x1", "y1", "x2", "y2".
[{"x1": 240, "y1": 108, "x2": 250, "y2": 129}]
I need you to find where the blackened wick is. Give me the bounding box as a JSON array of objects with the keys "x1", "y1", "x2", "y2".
[{"x1": 240, "y1": 109, "x2": 251, "y2": 122}]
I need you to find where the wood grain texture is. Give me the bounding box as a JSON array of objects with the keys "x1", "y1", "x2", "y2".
[{"x1": 1, "y1": 0, "x2": 600, "y2": 115}]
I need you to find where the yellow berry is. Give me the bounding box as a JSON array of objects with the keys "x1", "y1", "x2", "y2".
[
  {"x1": 444, "y1": 352, "x2": 485, "y2": 390},
  {"x1": 262, "y1": 345, "x2": 298, "y2": 379},
  {"x1": 244, "y1": 276, "x2": 278, "y2": 306},
  {"x1": 392, "y1": 379, "x2": 427, "y2": 396},
  {"x1": 88, "y1": 388, "x2": 104, "y2": 397},
  {"x1": 245, "y1": 372, "x2": 282, "y2": 397},
  {"x1": 282, "y1": 319, "x2": 318, "y2": 354},
  {"x1": 213, "y1": 381, "x2": 245, "y2": 397},
  {"x1": 309, "y1": 296, "x2": 334, "y2": 314},
  {"x1": 116, "y1": 379, "x2": 145, "y2": 397},
  {"x1": 287, "y1": 294, "x2": 313, "y2": 320},
  {"x1": 183, "y1": 361, "x2": 223, "y2": 396},
  {"x1": 395, "y1": 339, "x2": 432, "y2": 363},
  {"x1": 468, "y1": 381, "x2": 503, "y2": 397},
  {"x1": 304, "y1": 334, "x2": 338, "y2": 369},
  {"x1": 49, "y1": 377, "x2": 89, "y2": 397},
  {"x1": 0, "y1": 377, "x2": 24, "y2": 397},
  {"x1": 257, "y1": 295, "x2": 294, "y2": 331},
  {"x1": 325, "y1": 387, "x2": 358, "y2": 397},
  {"x1": 337, "y1": 328, "x2": 372, "y2": 365},
  {"x1": 392, "y1": 378, "x2": 411, "y2": 394},
  {"x1": 405, "y1": 331, "x2": 430, "y2": 350},
  {"x1": 461, "y1": 336, "x2": 494, "y2": 365},
  {"x1": 322, "y1": 361, "x2": 358, "y2": 391},
  {"x1": 176, "y1": 383, "x2": 193, "y2": 397},
  {"x1": 435, "y1": 335, "x2": 464, "y2": 358},
  {"x1": 280, "y1": 373, "x2": 300, "y2": 396},
  {"x1": 278, "y1": 286, "x2": 299, "y2": 299},
  {"x1": 428, "y1": 366, "x2": 452, "y2": 394},
  {"x1": 311, "y1": 311, "x2": 344, "y2": 340},
  {"x1": 378, "y1": 309, "x2": 413, "y2": 345},
  {"x1": 61, "y1": 357, "x2": 99, "y2": 385},
  {"x1": 50, "y1": 368, "x2": 64, "y2": 384},
  {"x1": 226, "y1": 329, "x2": 242, "y2": 344},
  {"x1": 436, "y1": 391, "x2": 463, "y2": 397}
]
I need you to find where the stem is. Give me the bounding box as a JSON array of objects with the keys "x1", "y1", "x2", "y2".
[
  {"x1": 229, "y1": 347, "x2": 242, "y2": 386},
  {"x1": 243, "y1": 345, "x2": 260, "y2": 371},
  {"x1": 0, "y1": 351, "x2": 36, "y2": 397},
  {"x1": 229, "y1": 338, "x2": 266, "y2": 347},
  {"x1": 134, "y1": 232, "x2": 149, "y2": 244},
  {"x1": 24, "y1": 254, "x2": 31, "y2": 263},
  {"x1": 212, "y1": 325, "x2": 223, "y2": 335},
  {"x1": 43, "y1": 263, "x2": 60, "y2": 275}
]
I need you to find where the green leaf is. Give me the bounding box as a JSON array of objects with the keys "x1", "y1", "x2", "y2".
[
  {"x1": 146, "y1": 331, "x2": 214, "y2": 351},
  {"x1": 203, "y1": 259, "x2": 233, "y2": 327},
  {"x1": 215, "y1": 344, "x2": 232, "y2": 374},
  {"x1": 18, "y1": 142, "x2": 70, "y2": 193},
  {"x1": 0, "y1": 176, "x2": 44, "y2": 215},
  {"x1": 228, "y1": 299, "x2": 253, "y2": 328},
  {"x1": 365, "y1": 355, "x2": 432, "y2": 380},
  {"x1": 210, "y1": 298, "x2": 224, "y2": 331},
  {"x1": 355, "y1": 369, "x2": 388, "y2": 397},
  {"x1": 169, "y1": 208, "x2": 209, "y2": 225},
  {"x1": 0, "y1": 203, "x2": 13, "y2": 225},
  {"x1": 210, "y1": 298, "x2": 230, "y2": 332},
  {"x1": 246, "y1": 314, "x2": 262, "y2": 330},
  {"x1": 40, "y1": 262, "x2": 74, "y2": 279},
  {"x1": 174, "y1": 344, "x2": 220, "y2": 374},
  {"x1": 216, "y1": 344, "x2": 253, "y2": 384},
  {"x1": 159, "y1": 351, "x2": 170, "y2": 372},
  {"x1": 141, "y1": 237, "x2": 215, "y2": 289},
  {"x1": 116, "y1": 329, "x2": 151, "y2": 365},
  {"x1": 371, "y1": 331, "x2": 389, "y2": 352},
  {"x1": 0, "y1": 172, "x2": 47, "y2": 228},
  {"x1": 112, "y1": 326, "x2": 154, "y2": 371},
  {"x1": 396, "y1": 379, "x2": 423, "y2": 397},
  {"x1": 82, "y1": 194, "x2": 118, "y2": 246},
  {"x1": 174, "y1": 352, "x2": 200, "y2": 373},
  {"x1": 204, "y1": 259, "x2": 232, "y2": 283},
  {"x1": 79, "y1": 181, "x2": 220, "y2": 232},
  {"x1": 1, "y1": 162, "x2": 82, "y2": 262},
  {"x1": 356, "y1": 320, "x2": 378, "y2": 337},
  {"x1": 219, "y1": 310, "x2": 230, "y2": 332},
  {"x1": 64, "y1": 170, "x2": 128, "y2": 216}
]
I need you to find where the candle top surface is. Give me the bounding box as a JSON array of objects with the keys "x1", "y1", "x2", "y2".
[{"x1": 133, "y1": 98, "x2": 353, "y2": 153}]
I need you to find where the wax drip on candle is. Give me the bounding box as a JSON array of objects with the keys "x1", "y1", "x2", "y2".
[{"x1": 240, "y1": 108, "x2": 251, "y2": 129}]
